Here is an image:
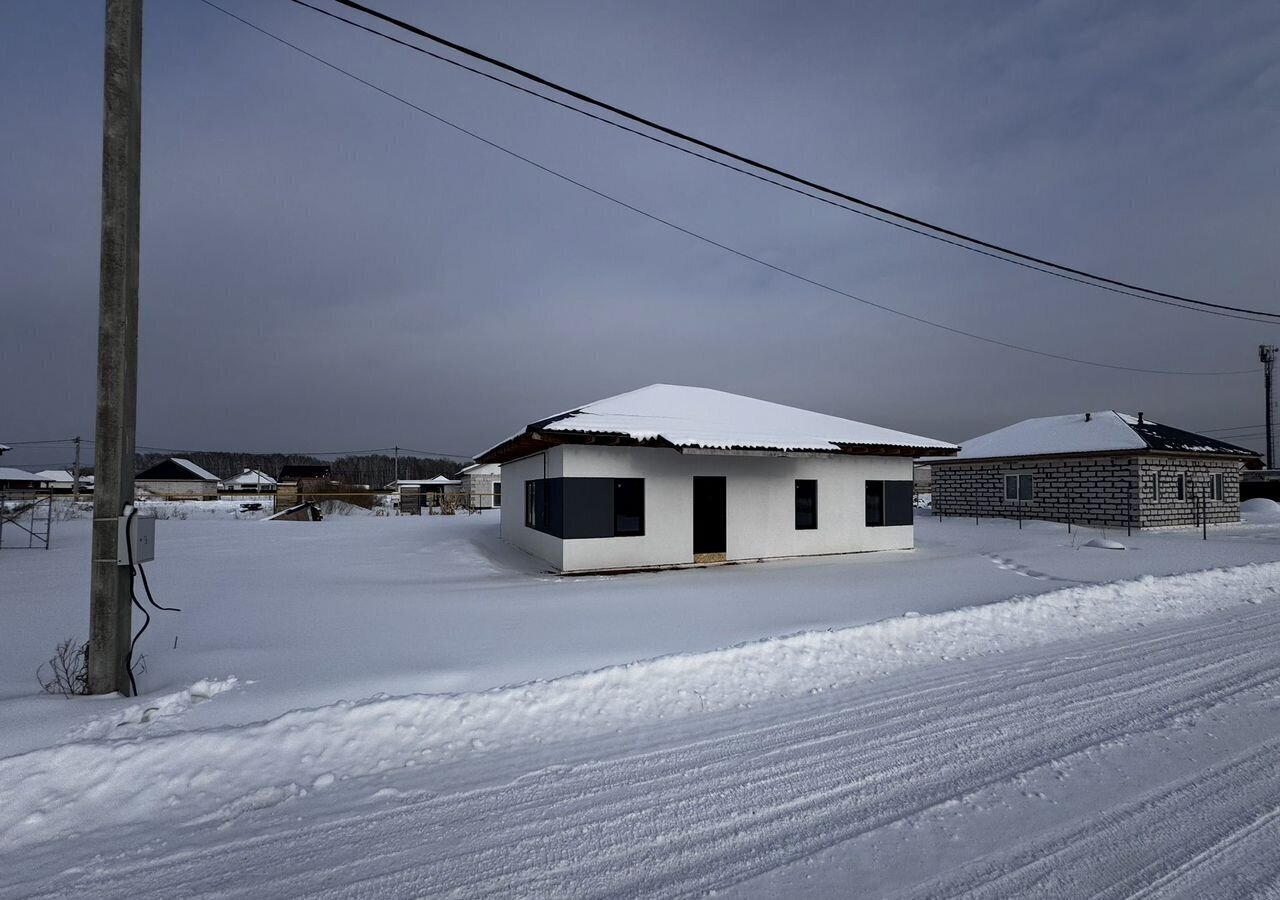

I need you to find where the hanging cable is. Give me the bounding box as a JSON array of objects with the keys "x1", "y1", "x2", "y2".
[
  {"x1": 193, "y1": 0, "x2": 1257, "y2": 377},
  {"x1": 290, "y1": 0, "x2": 1280, "y2": 323}
]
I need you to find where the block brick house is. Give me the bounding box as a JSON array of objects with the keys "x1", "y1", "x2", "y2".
[
  {"x1": 929, "y1": 411, "x2": 1260, "y2": 529},
  {"x1": 476, "y1": 384, "x2": 957, "y2": 573}
]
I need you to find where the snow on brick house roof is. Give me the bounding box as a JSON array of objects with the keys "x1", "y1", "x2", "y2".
[
  {"x1": 136, "y1": 457, "x2": 220, "y2": 482},
  {"x1": 934, "y1": 411, "x2": 1261, "y2": 463},
  {"x1": 478, "y1": 384, "x2": 958, "y2": 462}
]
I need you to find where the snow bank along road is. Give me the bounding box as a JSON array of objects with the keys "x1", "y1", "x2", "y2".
[{"x1": 4, "y1": 563, "x2": 1280, "y2": 898}]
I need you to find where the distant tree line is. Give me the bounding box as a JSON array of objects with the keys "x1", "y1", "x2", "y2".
[{"x1": 129, "y1": 451, "x2": 470, "y2": 487}]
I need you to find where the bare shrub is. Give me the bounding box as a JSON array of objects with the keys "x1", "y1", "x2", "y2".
[
  {"x1": 37, "y1": 639, "x2": 146, "y2": 697},
  {"x1": 38, "y1": 638, "x2": 89, "y2": 697}
]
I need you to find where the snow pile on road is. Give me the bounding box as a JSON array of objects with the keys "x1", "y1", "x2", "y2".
[{"x1": 2, "y1": 562, "x2": 1278, "y2": 849}]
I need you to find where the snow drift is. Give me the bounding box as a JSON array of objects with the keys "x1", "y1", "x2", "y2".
[{"x1": 2, "y1": 561, "x2": 1279, "y2": 850}]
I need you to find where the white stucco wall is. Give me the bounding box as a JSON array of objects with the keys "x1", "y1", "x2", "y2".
[
  {"x1": 501, "y1": 444, "x2": 914, "y2": 572},
  {"x1": 499, "y1": 451, "x2": 563, "y2": 570}
]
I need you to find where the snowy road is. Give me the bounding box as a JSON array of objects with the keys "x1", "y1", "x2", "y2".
[{"x1": 9, "y1": 600, "x2": 1280, "y2": 899}]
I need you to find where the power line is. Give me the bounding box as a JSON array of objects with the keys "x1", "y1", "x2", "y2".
[
  {"x1": 304, "y1": 0, "x2": 1280, "y2": 324},
  {"x1": 195, "y1": 0, "x2": 1254, "y2": 378},
  {"x1": 278, "y1": 0, "x2": 1273, "y2": 328}
]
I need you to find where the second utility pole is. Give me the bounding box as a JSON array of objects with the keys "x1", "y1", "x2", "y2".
[
  {"x1": 1263, "y1": 345, "x2": 1277, "y2": 470},
  {"x1": 88, "y1": 0, "x2": 144, "y2": 696}
]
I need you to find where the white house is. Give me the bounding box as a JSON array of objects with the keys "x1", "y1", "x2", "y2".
[
  {"x1": 33, "y1": 470, "x2": 76, "y2": 491},
  {"x1": 476, "y1": 384, "x2": 957, "y2": 573},
  {"x1": 135, "y1": 457, "x2": 220, "y2": 500},
  {"x1": 222, "y1": 469, "x2": 278, "y2": 492},
  {"x1": 457, "y1": 462, "x2": 501, "y2": 508}
]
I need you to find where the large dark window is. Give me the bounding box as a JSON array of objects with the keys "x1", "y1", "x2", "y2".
[
  {"x1": 866, "y1": 480, "x2": 913, "y2": 527},
  {"x1": 795, "y1": 479, "x2": 817, "y2": 530},
  {"x1": 524, "y1": 478, "x2": 563, "y2": 535},
  {"x1": 493, "y1": 482, "x2": 501, "y2": 507},
  {"x1": 525, "y1": 477, "x2": 642, "y2": 538}
]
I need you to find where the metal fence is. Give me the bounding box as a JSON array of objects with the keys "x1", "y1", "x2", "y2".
[{"x1": 0, "y1": 494, "x2": 53, "y2": 549}]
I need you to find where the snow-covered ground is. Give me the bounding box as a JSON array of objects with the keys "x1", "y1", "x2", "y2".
[{"x1": 3, "y1": 503, "x2": 1280, "y2": 896}]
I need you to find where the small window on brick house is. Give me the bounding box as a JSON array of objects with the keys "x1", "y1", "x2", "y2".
[
  {"x1": 1209, "y1": 473, "x2": 1224, "y2": 501},
  {"x1": 1152, "y1": 471, "x2": 1161, "y2": 500},
  {"x1": 1174, "y1": 473, "x2": 1185, "y2": 501},
  {"x1": 1004, "y1": 473, "x2": 1032, "y2": 503}
]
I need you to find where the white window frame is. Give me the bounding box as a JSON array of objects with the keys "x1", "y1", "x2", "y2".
[
  {"x1": 1003, "y1": 472, "x2": 1033, "y2": 504},
  {"x1": 1209, "y1": 473, "x2": 1223, "y2": 501}
]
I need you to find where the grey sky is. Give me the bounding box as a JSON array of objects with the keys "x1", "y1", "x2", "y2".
[{"x1": 2, "y1": 0, "x2": 1278, "y2": 470}]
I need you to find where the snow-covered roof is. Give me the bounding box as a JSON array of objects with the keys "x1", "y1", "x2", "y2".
[
  {"x1": 33, "y1": 470, "x2": 74, "y2": 483},
  {"x1": 0, "y1": 467, "x2": 37, "y2": 482},
  {"x1": 136, "y1": 457, "x2": 220, "y2": 482},
  {"x1": 936, "y1": 412, "x2": 1260, "y2": 462},
  {"x1": 223, "y1": 469, "x2": 277, "y2": 486},
  {"x1": 457, "y1": 462, "x2": 499, "y2": 476},
  {"x1": 480, "y1": 384, "x2": 957, "y2": 461},
  {"x1": 173, "y1": 458, "x2": 219, "y2": 481}
]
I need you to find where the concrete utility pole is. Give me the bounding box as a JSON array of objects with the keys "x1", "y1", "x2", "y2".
[
  {"x1": 1263, "y1": 345, "x2": 1277, "y2": 470},
  {"x1": 89, "y1": 0, "x2": 144, "y2": 696},
  {"x1": 394, "y1": 445, "x2": 400, "y2": 482},
  {"x1": 72, "y1": 436, "x2": 82, "y2": 500}
]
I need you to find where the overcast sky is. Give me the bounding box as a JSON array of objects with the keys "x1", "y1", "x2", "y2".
[{"x1": 2, "y1": 0, "x2": 1278, "y2": 470}]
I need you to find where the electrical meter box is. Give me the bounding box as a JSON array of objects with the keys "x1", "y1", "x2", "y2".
[{"x1": 117, "y1": 513, "x2": 156, "y2": 565}]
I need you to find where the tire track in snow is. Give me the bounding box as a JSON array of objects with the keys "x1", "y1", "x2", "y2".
[
  {"x1": 902, "y1": 738, "x2": 1280, "y2": 900},
  {"x1": 11, "y1": 605, "x2": 1280, "y2": 900}
]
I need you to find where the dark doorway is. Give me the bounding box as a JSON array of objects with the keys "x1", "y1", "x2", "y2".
[{"x1": 693, "y1": 476, "x2": 726, "y2": 558}]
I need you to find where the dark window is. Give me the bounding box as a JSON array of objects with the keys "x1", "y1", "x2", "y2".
[
  {"x1": 866, "y1": 480, "x2": 883, "y2": 527},
  {"x1": 1152, "y1": 471, "x2": 1161, "y2": 500},
  {"x1": 867, "y1": 480, "x2": 914, "y2": 527},
  {"x1": 614, "y1": 479, "x2": 645, "y2": 536},
  {"x1": 524, "y1": 479, "x2": 563, "y2": 536},
  {"x1": 493, "y1": 482, "x2": 501, "y2": 507},
  {"x1": 795, "y1": 479, "x2": 817, "y2": 529},
  {"x1": 1175, "y1": 473, "x2": 1185, "y2": 501},
  {"x1": 526, "y1": 477, "x2": 641, "y2": 538}
]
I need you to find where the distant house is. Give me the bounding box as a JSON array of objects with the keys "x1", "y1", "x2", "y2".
[
  {"x1": 476, "y1": 384, "x2": 957, "y2": 573},
  {"x1": 929, "y1": 411, "x2": 1261, "y2": 529},
  {"x1": 457, "y1": 462, "x2": 501, "y2": 508},
  {"x1": 393, "y1": 475, "x2": 461, "y2": 515},
  {"x1": 0, "y1": 467, "x2": 43, "y2": 494},
  {"x1": 135, "y1": 457, "x2": 220, "y2": 500},
  {"x1": 33, "y1": 470, "x2": 76, "y2": 492},
  {"x1": 222, "y1": 469, "x2": 278, "y2": 492}
]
